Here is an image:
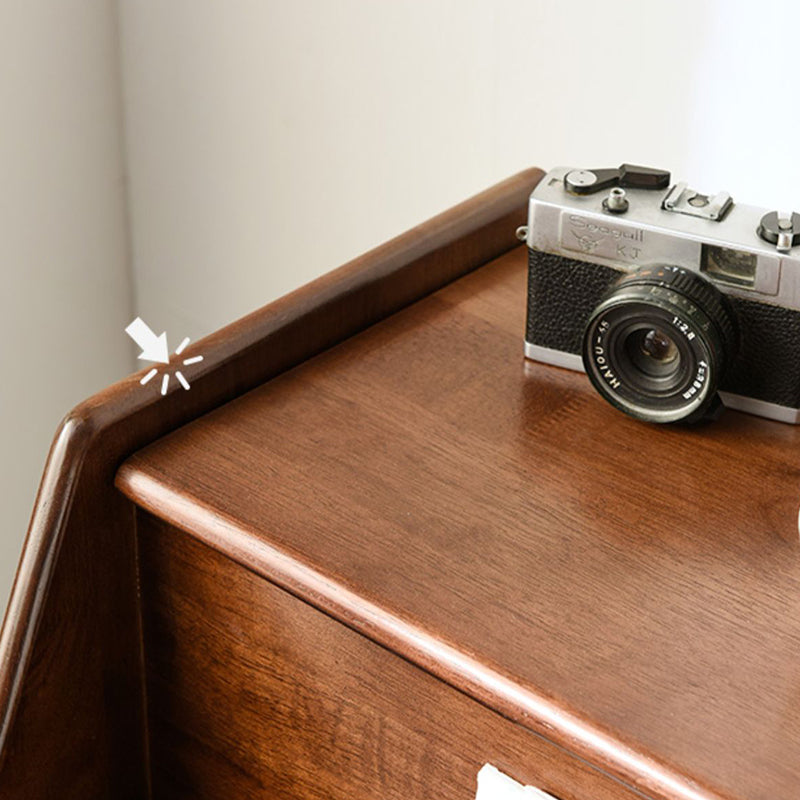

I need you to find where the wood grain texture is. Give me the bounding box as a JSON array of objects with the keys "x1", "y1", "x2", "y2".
[
  {"x1": 138, "y1": 510, "x2": 641, "y2": 800},
  {"x1": 118, "y1": 247, "x2": 800, "y2": 800},
  {"x1": 0, "y1": 445, "x2": 147, "y2": 799},
  {"x1": 0, "y1": 168, "x2": 543, "y2": 797}
]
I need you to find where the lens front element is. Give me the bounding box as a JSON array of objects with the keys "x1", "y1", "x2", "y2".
[
  {"x1": 626, "y1": 327, "x2": 680, "y2": 379},
  {"x1": 582, "y1": 266, "x2": 736, "y2": 423},
  {"x1": 640, "y1": 329, "x2": 678, "y2": 367}
]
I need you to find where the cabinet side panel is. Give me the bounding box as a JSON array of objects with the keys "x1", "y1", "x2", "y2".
[{"x1": 0, "y1": 479, "x2": 148, "y2": 799}]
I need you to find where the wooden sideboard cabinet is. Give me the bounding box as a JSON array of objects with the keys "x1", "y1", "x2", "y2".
[{"x1": 1, "y1": 169, "x2": 799, "y2": 800}]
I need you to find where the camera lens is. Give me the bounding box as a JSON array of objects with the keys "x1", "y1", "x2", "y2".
[
  {"x1": 640, "y1": 329, "x2": 677, "y2": 364},
  {"x1": 628, "y1": 328, "x2": 679, "y2": 377},
  {"x1": 582, "y1": 266, "x2": 736, "y2": 423}
]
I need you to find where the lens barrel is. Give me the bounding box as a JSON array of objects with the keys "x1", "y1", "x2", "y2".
[{"x1": 582, "y1": 265, "x2": 736, "y2": 423}]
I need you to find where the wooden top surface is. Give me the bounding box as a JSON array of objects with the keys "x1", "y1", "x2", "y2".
[{"x1": 118, "y1": 246, "x2": 800, "y2": 800}]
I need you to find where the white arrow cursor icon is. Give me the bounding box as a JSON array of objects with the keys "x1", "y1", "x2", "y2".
[{"x1": 125, "y1": 317, "x2": 170, "y2": 364}]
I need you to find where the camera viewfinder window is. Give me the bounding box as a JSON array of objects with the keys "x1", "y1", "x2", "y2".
[{"x1": 701, "y1": 245, "x2": 757, "y2": 287}]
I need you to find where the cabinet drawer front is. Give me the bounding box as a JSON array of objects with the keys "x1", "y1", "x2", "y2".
[{"x1": 139, "y1": 511, "x2": 639, "y2": 800}]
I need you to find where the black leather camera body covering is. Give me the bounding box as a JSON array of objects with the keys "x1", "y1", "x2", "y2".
[{"x1": 526, "y1": 247, "x2": 800, "y2": 410}]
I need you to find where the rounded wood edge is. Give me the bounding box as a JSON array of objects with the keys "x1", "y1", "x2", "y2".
[
  {"x1": 0, "y1": 167, "x2": 545, "y2": 763},
  {"x1": 0, "y1": 413, "x2": 93, "y2": 757},
  {"x1": 115, "y1": 467, "x2": 734, "y2": 800}
]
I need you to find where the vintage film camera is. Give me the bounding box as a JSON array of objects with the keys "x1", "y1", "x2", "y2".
[{"x1": 519, "y1": 164, "x2": 800, "y2": 424}]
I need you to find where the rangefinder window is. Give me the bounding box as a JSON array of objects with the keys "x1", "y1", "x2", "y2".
[{"x1": 701, "y1": 244, "x2": 757, "y2": 287}]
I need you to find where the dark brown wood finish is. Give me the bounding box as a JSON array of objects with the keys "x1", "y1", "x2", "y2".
[
  {"x1": 0, "y1": 168, "x2": 542, "y2": 797},
  {"x1": 118, "y1": 247, "x2": 800, "y2": 800},
  {"x1": 138, "y1": 510, "x2": 641, "y2": 800}
]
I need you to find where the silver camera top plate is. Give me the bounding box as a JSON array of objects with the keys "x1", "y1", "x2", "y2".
[{"x1": 524, "y1": 166, "x2": 800, "y2": 310}]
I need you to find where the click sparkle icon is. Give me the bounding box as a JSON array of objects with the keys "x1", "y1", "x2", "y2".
[{"x1": 125, "y1": 317, "x2": 204, "y2": 395}]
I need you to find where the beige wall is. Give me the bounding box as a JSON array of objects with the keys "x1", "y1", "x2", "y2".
[
  {"x1": 0, "y1": 1, "x2": 132, "y2": 607},
  {"x1": 117, "y1": 0, "x2": 715, "y2": 343}
]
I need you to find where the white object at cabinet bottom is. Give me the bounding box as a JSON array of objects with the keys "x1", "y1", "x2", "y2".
[{"x1": 476, "y1": 764, "x2": 558, "y2": 799}]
